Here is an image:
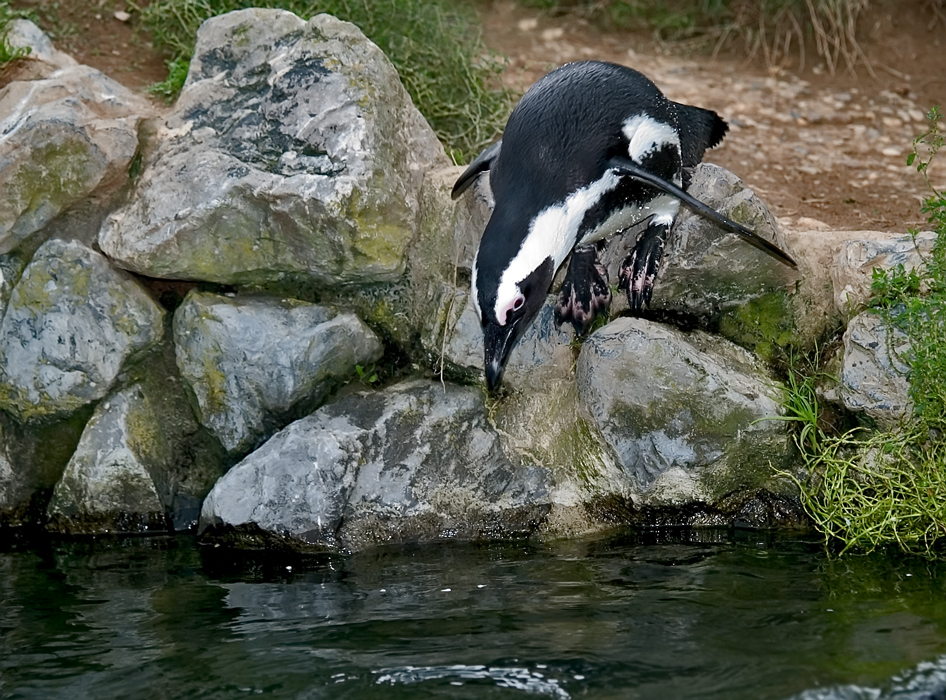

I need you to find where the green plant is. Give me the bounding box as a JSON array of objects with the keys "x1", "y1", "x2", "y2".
[
  {"x1": 0, "y1": 1, "x2": 32, "y2": 65},
  {"x1": 138, "y1": 0, "x2": 513, "y2": 162},
  {"x1": 355, "y1": 364, "x2": 379, "y2": 385},
  {"x1": 779, "y1": 107, "x2": 946, "y2": 557},
  {"x1": 146, "y1": 57, "x2": 190, "y2": 102}
]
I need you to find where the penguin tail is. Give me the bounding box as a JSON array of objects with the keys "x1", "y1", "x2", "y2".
[{"x1": 674, "y1": 103, "x2": 729, "y2": 171}]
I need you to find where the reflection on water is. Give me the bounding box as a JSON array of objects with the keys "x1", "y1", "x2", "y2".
[{"x1": 1, "y1": 529, "x2": 946, "y2": 699}]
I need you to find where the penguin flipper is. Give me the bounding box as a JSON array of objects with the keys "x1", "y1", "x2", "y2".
[
  {"x1": 607, "y1": 156, "x2": 798, "y2": 270},
  {"x1": 452, "y1": 140, "x2": 502, "y2": 200}
]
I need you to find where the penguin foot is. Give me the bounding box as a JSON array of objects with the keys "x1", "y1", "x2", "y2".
[
  {"x1": 619, "y1": 222, "x2": 669, "y2": 313},
  {"x1": 555, "y1": 246, "x2": 612, "y2": 335}
]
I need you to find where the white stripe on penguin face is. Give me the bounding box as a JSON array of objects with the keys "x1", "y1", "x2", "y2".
[{"x1": 492, "y1": 170, "x2": 621, "y2": 325}]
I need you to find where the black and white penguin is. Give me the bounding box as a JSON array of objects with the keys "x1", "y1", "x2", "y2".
[{"x1": 452, "y1": 60, "x2": 796, "y2": 391}]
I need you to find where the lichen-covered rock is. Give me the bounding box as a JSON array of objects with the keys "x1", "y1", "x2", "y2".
[
  {"x1": 199, "y1": 380, "x2": 551, "y2": 552},
  {"x1": 0, "y1": 62, "x2": 150, "y2": 254},
  {"x1": 576, "y1": 316, "x2": 793, "y2": 505},
  {"x1": 173, "y1": 291, "x2": 383, "y2": 456},
  {"x1": 837, "y1": 311, "x2": 911, "y2": 426},
  {"x1": 832, "y1": 231, "x2": 936, "y2": 314},
  {"x1": 46, "y1": 385, "x2": 172, "y2": 535},
  {"x1": 0, "y1": 239, "x2": 165, "y2": 422},
  {"x1": 99, "y1": 8, "x2": 448, "y2": 286}
]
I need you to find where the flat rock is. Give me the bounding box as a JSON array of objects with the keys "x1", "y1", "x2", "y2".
[{"x1": 832, "y1": 231, "x2": 936, "y2": 314}]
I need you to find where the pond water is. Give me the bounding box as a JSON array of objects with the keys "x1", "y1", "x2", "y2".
[{"x1": 2, "y1": 529, "x2": 946, "y2": 700}]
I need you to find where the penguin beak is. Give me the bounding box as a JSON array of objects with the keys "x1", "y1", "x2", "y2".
[{"x1": 483, "y1": 319, "x2": 522, "y2": 392}]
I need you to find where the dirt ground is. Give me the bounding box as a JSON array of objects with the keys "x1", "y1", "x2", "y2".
[{"x1": 14, "y1": 0, "x2": 946, "y2": 232}]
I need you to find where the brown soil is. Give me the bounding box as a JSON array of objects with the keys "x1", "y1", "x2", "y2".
[{"x1": 13, "y1": 0, "x2": 946, "y2": 232}]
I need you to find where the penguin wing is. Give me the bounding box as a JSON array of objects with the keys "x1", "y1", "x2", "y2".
[
  {"x1": 452, "y1": 140, "x2": 502, "y2": 200},
  {"x1": 608, "y1": 156, "x2": 798, "y2": 270}
]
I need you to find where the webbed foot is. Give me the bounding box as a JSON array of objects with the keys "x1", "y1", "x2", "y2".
[
  {"x1": 619, "y1": 222, "x2": 670, "y2": 313},
  {"x1": 555, "y1": 245, "x2": 612, "y2": 335}
]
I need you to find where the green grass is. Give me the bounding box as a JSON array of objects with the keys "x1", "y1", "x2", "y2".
[
  {"x1": 779, "y1": 107, "x2": 946, "y2": 557},
  {"x1": 0, "y1": 0, "x2": 32, "y2": 65},
  {"x1": 138, "y1": 0, "x2": 513, "y2": 162}
]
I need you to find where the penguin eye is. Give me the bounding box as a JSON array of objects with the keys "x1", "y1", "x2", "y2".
[{"x1": 512, "y1": 295, "x2": 525, "y2": 311}]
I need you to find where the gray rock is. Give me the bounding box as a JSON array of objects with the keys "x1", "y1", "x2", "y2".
[
  {"x1": 606, "y1": 164, "x2": 799, "y2": 360},
  {"x1": 199, "y1": 380, "x2": 551, "y2": 552},
  {"x1": 173, "y1": 291, "x2": 383, "y2": 455},
  {"x1": 99, "y1": 9, "x2": 448, "y2": 286},
  {"x1": 615, "y1": 163, "x2": 795, "y2": 308},
  {"x1": 429, "y1": 290, "x2": 576, "y2": 390},
  {"x1": 0, "y1": 239, "x2": 165, "y2": 422},
  {"x1": 832, "y1": 231, "x2": 936, "y2": 314},
  {"x1": 576, "y1": 316, "x2": 792, "y2": 504},
  {"x1": 838, "y1": 311, "x2": 911, "y2": 425},
  {"x1": 0, "y1": 63, "x2": 150, "y2": 254},
  {"x1": 0, "y1": 410, "x2": 91, "y2": 528},
  {"x1": 3, "y1": 19, "x2": 77, "y2": 71},
  {"x1": 46, "y1": 385, "x2": 171, "y2": 535}
]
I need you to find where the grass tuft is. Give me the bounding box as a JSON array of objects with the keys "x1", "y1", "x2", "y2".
[
  {"x1": 138, "y1": 0, "x2": 513, "y2": 162},
  {"x1": 779, "y1": 107, "x2": 946, "y2": 557},
  {"x1": 514, "y1": 0, "x2": 874, "y2": 74}
]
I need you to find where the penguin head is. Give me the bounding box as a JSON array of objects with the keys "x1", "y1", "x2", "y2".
[{"x1": 473, "y1": 226, "x2": 556, "y2": 391}]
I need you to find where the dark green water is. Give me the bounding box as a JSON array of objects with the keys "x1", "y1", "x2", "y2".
[{"x1": 2, "y1": 529, "x2": 946, "y2": 700}]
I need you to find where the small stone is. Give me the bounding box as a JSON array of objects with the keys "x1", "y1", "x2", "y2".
[{"x1": 114, "y1": 10, "x2": 131, "y2": 22}]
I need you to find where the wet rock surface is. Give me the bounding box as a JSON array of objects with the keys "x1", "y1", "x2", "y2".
[{"x1": 199, "y1": 380, "x2": 551, "y2": 552}]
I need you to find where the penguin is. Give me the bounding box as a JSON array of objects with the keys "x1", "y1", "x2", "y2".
[{"x1": 452, "y1": 60, "x2": 797, "y2": 392}]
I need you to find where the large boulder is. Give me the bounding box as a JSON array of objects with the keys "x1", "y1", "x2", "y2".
[
  {"x1": 45, "y1": 385, "x2": 172, "y2": 535},
  {"x1": 0, "y1": 239, "x2": 165, "y2": 422},
  {"x1": 576, "y1": 316, "x2": 794, "y2": 505},
  {"x1": 173, "y1": 291, "x2": 384, "y2": 456},
  {"x1": 199, "y1": 380, "x2": 551, "y2": 552},
  {"x1": 99, "y1": 9, "x2": 448, "y2": 287},
  {"x1": 0, "y1": 58, "x2": 150, "y2": 254}
]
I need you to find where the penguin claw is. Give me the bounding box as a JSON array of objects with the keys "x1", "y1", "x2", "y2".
[
  {"x1": 555, "y1": 246, "x2": 612, "y2": 335},
  {"x1": 620, "y1": 223, "x2": 669, "y2": 313}
]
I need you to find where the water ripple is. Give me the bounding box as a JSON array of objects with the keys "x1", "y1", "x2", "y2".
[{"x1": 375, "y1": 664, "x2": 572, "y2": 698}]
